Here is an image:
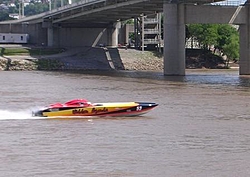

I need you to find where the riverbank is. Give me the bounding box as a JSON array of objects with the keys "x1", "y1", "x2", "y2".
[
  {"x1": 0, "y1": 47, "x2": 165, "y2": 71},
  {"x1": 0, "y1": 46, "x2": 237, "y2": 71},
  {"x1": 0, "y1": 56, "x2": 37, "y2": 71}
]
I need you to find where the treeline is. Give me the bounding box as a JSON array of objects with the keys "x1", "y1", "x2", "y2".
[
  {"x1": 0, "y1": 0, "x2": 83, "y2": 21},
  {"x1": 0, "y1": 0, "x2": 49, "y2": 21}
]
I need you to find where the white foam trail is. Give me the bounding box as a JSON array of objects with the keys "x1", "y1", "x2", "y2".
[{"x1": 0, "y1": 109, "x2": 44, "y2": 120}]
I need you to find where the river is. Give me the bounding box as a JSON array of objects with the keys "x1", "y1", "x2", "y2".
[{"x1": 0, "y1": 69, "x2": 250, "y2": 177}]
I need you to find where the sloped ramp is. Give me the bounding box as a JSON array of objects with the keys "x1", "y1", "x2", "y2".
[{"x1": 45, "y1": 47, "x2": 124, "y2": 70}]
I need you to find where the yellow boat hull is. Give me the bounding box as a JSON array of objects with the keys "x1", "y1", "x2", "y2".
[{"x1": 33, "y1": 102, "x2": 158, "y2": 118}]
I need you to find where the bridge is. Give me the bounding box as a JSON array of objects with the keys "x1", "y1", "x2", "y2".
[
  {"x1": 1, "y1": 0, "x2": 215, "y2": 25},
  {"x1": 1, "y1": 0, "x2": 250, "y2": 76}
]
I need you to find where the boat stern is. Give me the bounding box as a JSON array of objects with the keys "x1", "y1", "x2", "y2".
[
  {"x1": 32, "y1": 110, "x2": 42, "y2": 117},
  {"x1": 32, "y1": 107, "x2": 47, "y2": 117}
]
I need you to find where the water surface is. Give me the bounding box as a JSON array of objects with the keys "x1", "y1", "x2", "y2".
[{"x1": 1, "y1": 69, "x2": 250, "y2": 177}]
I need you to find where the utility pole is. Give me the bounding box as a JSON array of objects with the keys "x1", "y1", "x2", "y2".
[
  {"x1": 22, "y1": 0, "x2": 24, "y2": 18},
  {"x1": 54, "y1": 0, "x2": 57, "y2": 9},
  {"x1": 19, "y1": 0, "x2": 21, "y2": 18},
  {"x1": 49, "y1": 0, "x2": 52, "y2": 11},
  {"x1": 19, "y1": 0, "x2": 24, "y2": 19}
]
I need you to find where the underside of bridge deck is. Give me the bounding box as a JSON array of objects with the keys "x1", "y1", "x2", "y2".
[
  {"x1": 43, "y1": 0, "x2": 223, "y2": 27},
  {"x1": 0, "y1": 0, "x2": 223, "y2": 27}
]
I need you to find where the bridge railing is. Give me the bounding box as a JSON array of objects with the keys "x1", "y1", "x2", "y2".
[
  {"x1": 44, "y1": 0, "x2": 106, "y2": 16},
  {"x1": 211, "y1": 0, "x2": 247, "y2": 6}
]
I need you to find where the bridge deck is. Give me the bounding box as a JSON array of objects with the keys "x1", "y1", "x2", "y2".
[{"x1": 0, "y1": 0, "x2": 223, "y2": 26}]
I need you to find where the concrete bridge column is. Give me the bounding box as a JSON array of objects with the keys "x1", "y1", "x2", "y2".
[
  {"x1": 47, "y1": 27, "x2": 53, "y2": 47},
  {"x1": 239, "y1": 4, "x2": 250, "y2": 75},
  {"x1": 163, "y1": 3, "x2": 185, "y2": 75},
  {"x1": 42, "y1": 21, "x2": 53, "y2": 47},
  {"x1": 108, "y1": 22, "x2": 120, "y2": 47}
]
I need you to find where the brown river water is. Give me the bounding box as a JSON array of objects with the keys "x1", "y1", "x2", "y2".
[{"x1": 0, "y1": 69, "x2": 250, "y2": 177}]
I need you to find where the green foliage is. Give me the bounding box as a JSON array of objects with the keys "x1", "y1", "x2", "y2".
[
  {"x1": 217, "y1": 24, "x2": 238, "y2": 48},
  {"x1": 35, "y1": 59, "x2": 64, "y2": 70},
  {"x1": 24, "y1": 2, "x2": 49, "y2": 16},
  {"x1": 123, "y1": 19, "x2": 134, "y2": 24},
  {"x1": 129, "y1": 32, "x2": 135, "y2": 41},
  {"x1": 0, "y1": 11, "x2": 11, "y2": 21},
  {"x1": 187, "y1": 24, "x2": 239, "y2": 60},
  {"x1": 8, "y1": 6, "x2": 18, "y2": 14},
  {"x1": 222, "y1": 33, "x2": 239, "y2": 60},
  {"x1": 187, "y1": 24, "x2": 219, "y2": 48},
  {"x1": 0, "y1": 0, "x2": 75, "y2": 18},
  {"x1": 3, "y1": 48, "x2": 30, "y2": 55},
  {"x1": 0, "y1": 47, "x2": 4, "y2": 56},
  {"x1": 2, "y1": 47, "x2": 64, "y2": 56}
]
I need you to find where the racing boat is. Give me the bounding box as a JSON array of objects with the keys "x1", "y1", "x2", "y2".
[{"x1": 32, "y1": 99, "x2": 158, "y2": 118}]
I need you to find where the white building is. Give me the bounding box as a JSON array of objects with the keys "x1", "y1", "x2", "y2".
[{"x1": 9, "y1": 13, "x2": 20, "y2": 19}]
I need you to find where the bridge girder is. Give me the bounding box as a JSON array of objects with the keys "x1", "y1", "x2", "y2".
[{"x1": 0, "y1": 0, "x2": 223, "y2": 27}]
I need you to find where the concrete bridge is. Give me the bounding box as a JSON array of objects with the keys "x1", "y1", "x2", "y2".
[{"x1": 1, "y1": 0, "x2": 250, "y2": 75}]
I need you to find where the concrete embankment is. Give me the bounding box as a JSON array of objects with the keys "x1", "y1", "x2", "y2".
[
  {"x1": 41, "y1": 47, "x2": 164, "y2": 71},
  {"x1": 0, "y1": 47, "x2": 164, "y2": 71}
]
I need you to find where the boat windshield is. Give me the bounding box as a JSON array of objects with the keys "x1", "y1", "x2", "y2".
[{"x1": 64, "y1": 99, "x2": 91, "y2": 106}]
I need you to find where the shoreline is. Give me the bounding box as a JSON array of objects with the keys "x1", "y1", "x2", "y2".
[{"x1": 0, "y1": 47, "x2": 238, "y2": 71}]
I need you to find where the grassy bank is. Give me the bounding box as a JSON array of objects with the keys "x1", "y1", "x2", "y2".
[{"x1": 0, "y1": 47, "x2": 64, "y2": 56}]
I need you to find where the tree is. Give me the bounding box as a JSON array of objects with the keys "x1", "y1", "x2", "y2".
[
  {"x1": 187, "y1": 24, "x2": 239, "y2": 61},
  {"x1": 0, "y1": 11, "x2": 14, "y2": 21},
  {"x1": 222, "y1": 33, "x2": 239, "y2": 60},
  {"x1": 0, "y1": 11, "x2": 8, "y2": 21},
  {"x1": 217, "y1": 24, "x2": 238, "y2": 49},
  {"x1": 24, "y1": 2, "x2": 49, "y2": 16},
  {"x1": 187, "y1": 24, "x2": 218, "y2": 49}
]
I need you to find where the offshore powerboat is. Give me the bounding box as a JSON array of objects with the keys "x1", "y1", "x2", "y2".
[{"x1": 32, "y1": 99, "x2": 158, "y2": 118}]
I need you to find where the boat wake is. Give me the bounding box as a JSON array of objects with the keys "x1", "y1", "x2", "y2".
[
  {"x1": 0, "y1": 107, "x2": 154, "y2": 121},
  {"x1": 0, "y1": 110, "x2": 111, "y2": 120},
  {"x1": 0, "y1": 109, "x2": 45, "y2": 120}
]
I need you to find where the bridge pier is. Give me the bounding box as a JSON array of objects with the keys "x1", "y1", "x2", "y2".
[
  {"x1": 163, "y1": 3, "x2": 185, "y2": 76},
  {"x1": 239, "y1": 4, "x2": 250, "y2": 75},
  {"x1": 108, "y1": 22, "x2": 120, "y2": 47},
  {"x1": 47, "y1": 27, "x2": 53, "y2": 47},
  {"x1": 43, "y1": 21, "x2": 54, "y2": 47}
]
